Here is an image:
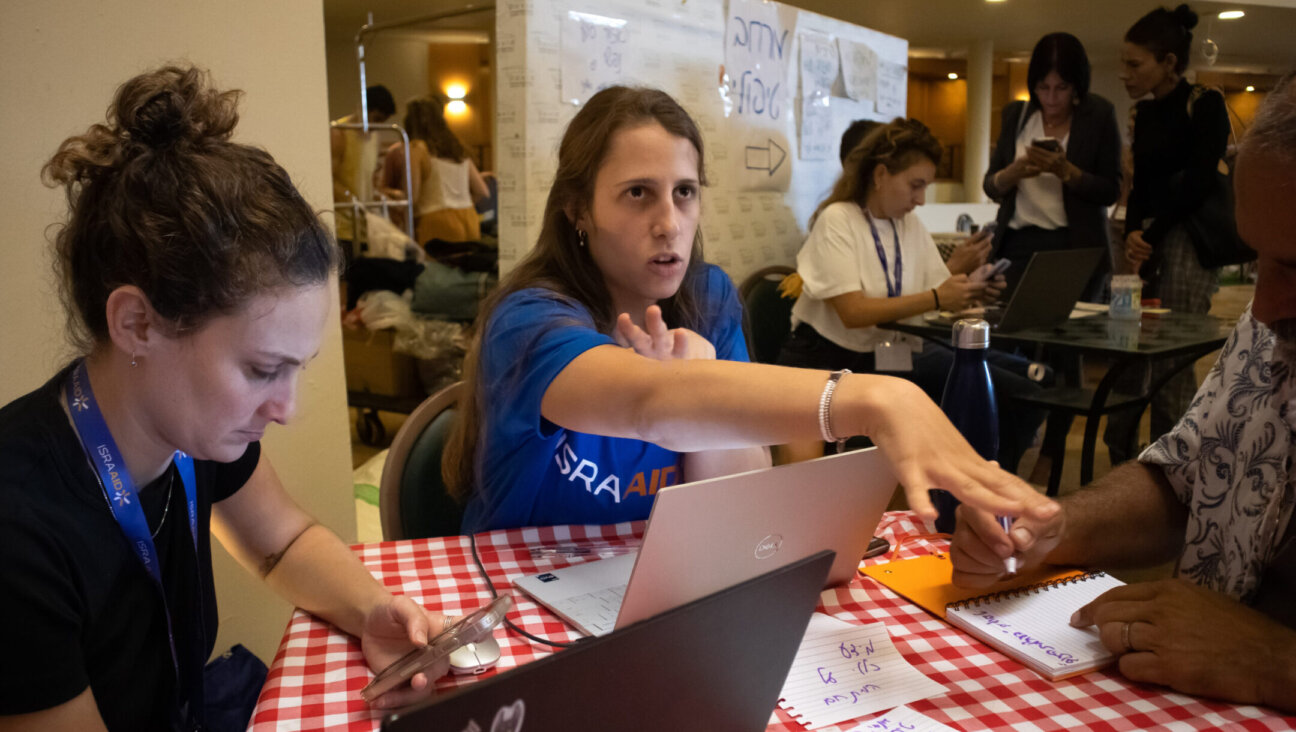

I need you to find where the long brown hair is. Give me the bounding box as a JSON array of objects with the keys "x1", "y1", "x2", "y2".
[
  {"x1": 443, "y1": 86, "x2": 708, "y2": 500},
  {"x1": 813, "y1": 117, "x2": 942, "y2": 228},
  {"x1": 42, "y1": 64, "x2": 337, "y2": 351},
  {"x1": 404, "y1": 96, "x2": 465, "y2": 162}
]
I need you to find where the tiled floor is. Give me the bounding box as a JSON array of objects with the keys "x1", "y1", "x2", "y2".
[{"x1": 350, "y1": 284, "x2": 1257, "y2": 546}]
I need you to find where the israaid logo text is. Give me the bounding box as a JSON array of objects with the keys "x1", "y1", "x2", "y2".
[
  {"x1": 97, "y1": 445, "x2": 129, "y2": 505},
  {"x1": 553, "y1": 435, "x2": 677, "y2": 503}
]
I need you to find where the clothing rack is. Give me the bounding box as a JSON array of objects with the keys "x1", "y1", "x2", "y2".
[
  {"x1": 339, "y1": 3, "x2": 496, "y2": 247},
  {"x1": 331, "y1": 121, "x2": 416, "y2": 243}
]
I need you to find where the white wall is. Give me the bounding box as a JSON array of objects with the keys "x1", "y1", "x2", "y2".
[{"x1": 0, "y1": 0, "x2": 356, "y2": 664}]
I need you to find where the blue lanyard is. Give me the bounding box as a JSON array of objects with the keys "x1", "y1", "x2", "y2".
[
  {"x1": 865, "y1": 212, "x2": 903, "y2": 298},
  {"x1": 64, "y1": 361, "x2": 200, "y2": 694}
]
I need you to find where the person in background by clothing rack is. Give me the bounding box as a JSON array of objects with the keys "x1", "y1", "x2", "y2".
[{"x1": 378, "y1": 96, "x2": 489, "y2": 252}]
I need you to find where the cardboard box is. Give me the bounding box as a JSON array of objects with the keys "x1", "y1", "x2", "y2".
[{"x1": 341, "y1": 326, "x2": 422, "y2": 398}]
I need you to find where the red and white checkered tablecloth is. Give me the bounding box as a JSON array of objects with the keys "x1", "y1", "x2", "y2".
[{"x1": 249, "y1": 513, "x2": 1296, "y2": 731}]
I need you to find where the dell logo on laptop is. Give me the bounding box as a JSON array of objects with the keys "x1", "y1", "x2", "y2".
[{"x1": 754, "y1": 534, "x2": 783, "y2": 559}]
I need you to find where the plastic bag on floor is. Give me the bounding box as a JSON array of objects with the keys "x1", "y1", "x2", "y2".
[{"x1": 354, "y1": 289, "x2": 415, "y2": 332}]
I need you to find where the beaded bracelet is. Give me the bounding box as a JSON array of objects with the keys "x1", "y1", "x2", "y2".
[{"x1": 818, "y1": 369, "x2": 851, "y2": 451}]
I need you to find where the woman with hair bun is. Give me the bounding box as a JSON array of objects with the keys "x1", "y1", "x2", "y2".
[
  {"x1": 1106, "y1": 3, "x2": 1232, "y2": 461},
  {"x1": 0, "y1": 66, "x2": 448, "y2": 730},
  {"x1": 777, "y1": 118, "x2": 1046, "y2": 472}
]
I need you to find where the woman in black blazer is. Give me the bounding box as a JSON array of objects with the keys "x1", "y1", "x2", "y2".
[{"x1": 983, "y1": 32, "x2": 1122, "y2": 301}]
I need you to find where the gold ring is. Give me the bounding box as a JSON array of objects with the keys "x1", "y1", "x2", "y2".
[{"x1": 1121, "y1": 621, "x2": 1134, "y2": 653}]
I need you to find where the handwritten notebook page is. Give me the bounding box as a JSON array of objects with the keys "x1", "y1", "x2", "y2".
[
  {"x1": 779, "y1": 619, "x2": 946, "y2": 730},
  {"x1": 845, "y1": 704, "x2": 960, "y2": 732},
  {"x1": 944, "y1": 572, "x2": 1125, "y2": 680}
]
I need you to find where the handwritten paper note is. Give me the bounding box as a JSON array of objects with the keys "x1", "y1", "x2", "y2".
[
  {"x1": 779, "y1": 619, "x2": 946, "y2": 730},
  {"x1": 800, "y1": 94, "x2": 833, "y2": 161},
  {"x1": 799, "y1": 31, "x2": 839, "y2": 97},
  {"x1": 876, "y1": 61, "x2": 908, "y2": 118},
  {"x1": 724, "y1": 0, "x2": 795, "y2": 192},
  {"x1": 838, "y1": 39, "x2": 878, "y2": 106},
  {"x1": 845, "y1": 705, "x2": 960, "y2": 732},
  {"x1": 560, "y1": 10, "x2": 629, "y2": 106}
]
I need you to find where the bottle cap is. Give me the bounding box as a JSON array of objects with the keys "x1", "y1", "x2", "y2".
[{"x1": 951, "y1": 319, "x2": 991, "y2": 349}]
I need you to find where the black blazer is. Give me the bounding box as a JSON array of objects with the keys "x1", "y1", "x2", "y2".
[{"x1": 982, "y1": 95, "x2": 1122, "y2": 254}]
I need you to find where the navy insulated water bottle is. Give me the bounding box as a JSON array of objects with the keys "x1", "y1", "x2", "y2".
[{"x1": 933, "y1": 319, "x2": 999, "y2": 533}]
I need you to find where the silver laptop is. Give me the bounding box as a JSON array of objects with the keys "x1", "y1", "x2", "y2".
[{"x1": 513, "y1": 447, "x2": 896, "y2": 636}]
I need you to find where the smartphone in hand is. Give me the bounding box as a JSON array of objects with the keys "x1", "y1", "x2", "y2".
[{"x1": 1031, "y1": 137, "x2": 1061, "y2": 152}]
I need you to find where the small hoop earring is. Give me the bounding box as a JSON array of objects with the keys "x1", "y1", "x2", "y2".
[{"x1": 577, "y1": 229, "x2": 589, "y2": 248}]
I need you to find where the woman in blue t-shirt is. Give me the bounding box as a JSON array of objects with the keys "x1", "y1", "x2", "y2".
[{"x1": 445, "y1": 86, "x2": 1057, "y2": 534}]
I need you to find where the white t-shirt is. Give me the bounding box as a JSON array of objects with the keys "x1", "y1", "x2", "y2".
[
  {"x1": 416, "y1": 157, "x2": 474, "y2": 215},
  {"x1": 791, "y1": 202, "x2": 950, "y2": 352},
  {"x1": 1009, "y1": 109, "x2": 1069, "y2": 231}
]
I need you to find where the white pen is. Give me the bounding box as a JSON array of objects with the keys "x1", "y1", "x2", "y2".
[{"x1": 997, "y1": 514, "x2": 1019, "y2": 576}]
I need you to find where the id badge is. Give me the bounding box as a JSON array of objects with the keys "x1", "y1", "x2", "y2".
[{"x1": 874, "y1": 338, "x2": 913, "y2": 372}]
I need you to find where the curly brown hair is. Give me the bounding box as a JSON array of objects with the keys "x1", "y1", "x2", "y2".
[
  {"x1": 813, "y1": 117, "x2": 943, "y2": 227},
  {"x1": 42, "y1": 64, "x2": 338, "y2": 351}
]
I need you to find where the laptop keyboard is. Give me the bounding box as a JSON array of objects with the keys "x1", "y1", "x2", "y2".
[{"x1": 552, "y1": 584, "x2": 627, "y2": 635}]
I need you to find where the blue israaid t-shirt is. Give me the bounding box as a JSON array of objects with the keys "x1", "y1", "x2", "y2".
[{"x1": 462, "y1": 263, "x2": 749, "y2": 532}]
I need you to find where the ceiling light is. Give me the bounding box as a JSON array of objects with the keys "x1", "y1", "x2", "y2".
[
  {"x1": 948, "y1": 72, "x2": 959, "y2": 80},
  {"x1": 1218, "y1": 10, "x2": 1245, "y2": 19},
  {"x1": 1246, "y1": 85, "x2": 1256, "y2": 92}
]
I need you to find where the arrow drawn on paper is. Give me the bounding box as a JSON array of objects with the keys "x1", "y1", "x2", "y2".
[{"x1": 744, "y1": 138, "x2": 786, "y2": 176}]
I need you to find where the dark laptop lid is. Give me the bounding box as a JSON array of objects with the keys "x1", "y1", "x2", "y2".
[
  {"x1": 996, "y1": 247, "x2": 1104, "y2": 332},
  {"x1": 383, "y1": 550, "x2": 835, "y2": 732}
]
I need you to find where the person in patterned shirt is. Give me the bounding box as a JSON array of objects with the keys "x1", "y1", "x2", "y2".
[{"x1": 949, "y1": 73, "x2": 1296, "y2": 713}]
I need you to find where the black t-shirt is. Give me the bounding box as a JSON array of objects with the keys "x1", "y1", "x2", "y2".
[{"x1": 0, "y1": 365, "x2": 260, "y2": 730}]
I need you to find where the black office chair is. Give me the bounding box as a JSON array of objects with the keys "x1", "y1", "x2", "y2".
[
  {"x1": 379, "y1": 381, "x2": 465, "y2": 539},
  {"x1": 739, "y1": 265, "x2": 796, "y2": 364}
]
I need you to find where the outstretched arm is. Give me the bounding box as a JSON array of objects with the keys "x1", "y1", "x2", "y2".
[{"x1": 541, "y1": 346, "x2": 1056, "y2": 523}]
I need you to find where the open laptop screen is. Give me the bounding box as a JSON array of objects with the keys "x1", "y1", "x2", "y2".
[{"x1": 383, "y1": 550, "x2": 835, "y2": 732}]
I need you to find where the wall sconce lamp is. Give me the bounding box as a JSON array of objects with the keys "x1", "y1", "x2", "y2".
[{"x1": 445, "y1": 83, "x2": 468, "y2": 115}]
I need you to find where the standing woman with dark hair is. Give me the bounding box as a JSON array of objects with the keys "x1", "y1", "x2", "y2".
[
  {"x1": 0, "y1": 66, "x2": 449, "y2": 730},
  {"x1": 381, "y1": 96, "x2": 489, "y2": 248},
  {"x1": 984, "y1": 32, "x2": 1122, "y2": 300},
  {"x1": 1106, "y1": 4, "x2": 1230, "y2": 461},
  {"x1": 442, "y1": 88, "x2": 1057, "y2": 534}
]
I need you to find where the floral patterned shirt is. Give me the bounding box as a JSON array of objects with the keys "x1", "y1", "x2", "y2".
[{"x1": 1141, "y1": 306, "x2": 1296, "y2": 602}]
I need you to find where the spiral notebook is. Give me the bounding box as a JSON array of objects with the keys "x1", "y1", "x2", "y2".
[
  {"x1": 946, "y1": 571, "x2": 1125, "y2": 680},
  {"x1": 861, "y1": 554, "x2": 1124, "y2": 680}
]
